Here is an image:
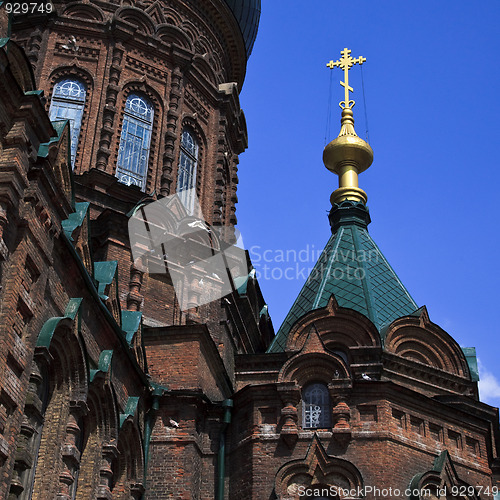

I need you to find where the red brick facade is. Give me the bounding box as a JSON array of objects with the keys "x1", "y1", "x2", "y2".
[{"x1": 0, "y1": 1, "x2": 499, "y2": 499}]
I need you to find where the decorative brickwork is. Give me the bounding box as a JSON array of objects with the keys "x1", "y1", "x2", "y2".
[{"x1": 0, "y1": 1, "x2": 499, "y2": 499}]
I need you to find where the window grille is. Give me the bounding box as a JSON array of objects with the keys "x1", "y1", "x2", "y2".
[
  {"x1": 177, "y1": 128, "x2": 198, "y2": 214},
  {"x1": 49, "y1": 79, "x2": 87, "y2": 167},
  {"x1": 116, "y1": 94, "x2": 154, "y2": 190},
  {"x1": 302, "y1": 383, "x2": 331, "y2": 429}
]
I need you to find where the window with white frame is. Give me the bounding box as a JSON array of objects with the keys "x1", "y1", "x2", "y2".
[
  {"x1": 116, "y1": 94, "x2": 154, "y2": 190},
  {"x1": 302, "y1": 383, "x2": 331, "y2": 429},
  {"x1": 49, "y1": 78, "x2": 87, "y2": 167},
  {"x1": 177, "y1": 128, "x2": 198, "y2": 214}
]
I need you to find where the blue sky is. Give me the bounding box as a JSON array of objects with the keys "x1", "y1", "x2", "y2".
[{"x1": 235, "y1": 1, "x2": 500, "y2": 404}]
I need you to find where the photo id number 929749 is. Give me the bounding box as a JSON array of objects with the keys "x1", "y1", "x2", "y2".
[{"x1": 4, "y1": 2, "x2": 54, "y2": 14}]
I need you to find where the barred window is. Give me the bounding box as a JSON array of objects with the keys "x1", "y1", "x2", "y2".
[
  {"x1": 302, "y1": 383, "x2": 331, "y2": 429},
  {"x1": 116, "y1": 94, "x2": 154, "y2": 190},
  {"x1": 49, "y1": 79, "x2": 86, "y2": 167},
  {"x1": 177, "y1": 128, "x2": 198, "y2": 214}
]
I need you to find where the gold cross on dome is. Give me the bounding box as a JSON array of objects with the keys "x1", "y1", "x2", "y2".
[{"x1": 326, "y1": 48, "x2": 366, "y2": 109}]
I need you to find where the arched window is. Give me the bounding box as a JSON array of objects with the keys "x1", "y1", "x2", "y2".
[
  {"x1": 116, "y1": 94, "x2": 154, "y2": 190},
  {"x1": 177, "y1": 128, "x2": 198, "y2": 214},
  {"x1": 49, "y1": 78, "x2": 87, "y2": 167},
  {"x1": 302, "y1": 383, "x2": 331, "y2": 429}
]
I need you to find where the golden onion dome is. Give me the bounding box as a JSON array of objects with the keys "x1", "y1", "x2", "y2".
[{"x1": 323, "y1": 107, "x2": 373, "y2": 205}]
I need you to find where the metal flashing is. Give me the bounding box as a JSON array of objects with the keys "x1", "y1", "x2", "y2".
[{"x1": 36, "y1": 298, "x2": 83, "y2": 348}]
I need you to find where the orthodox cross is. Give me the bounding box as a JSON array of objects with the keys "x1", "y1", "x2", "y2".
[{"x1": 326, "y1": 48, "x2": 366, "y2": 109}]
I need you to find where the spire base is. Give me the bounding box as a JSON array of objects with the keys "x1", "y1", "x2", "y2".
[
  {"x1": 328, "y1": 199, "x2": 371, "y2": 233},
  {"x1": 330, "y1": 187, "x2": 367, "y2": 205}
]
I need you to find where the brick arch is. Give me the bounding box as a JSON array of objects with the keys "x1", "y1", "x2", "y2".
[
  {"x1": 76, "y1": 381, "x2": 120, "y2": 500},
  {"x1": 287, "y1": 296, "x2": 381, "y2": 352},
  {"x1": 114, "y1": 82, "x2": 164, "y2": 193},
  {"x1": 408, "y1": 450, "x2": 477, "y2": 500},
  {"x1": 163, "y1": 7, "x2": 183, "y2": 27},
  {"x1": 274, "y1": 435, "x2": 363, "y2": 499},
  {"x1": 115, "y1": 6, "x2": 155, "y2": 35},
  {"x1": 112, "y1": 419, "x2": 145, "y2": 499},
  {"x1": 6, "y1": 41, "x2": 36, "y2": 92},
  {"x1": 384, "y1": 313, "x2": 470, "y2": 378},
  {"x1": 155, "y1": 24, "x2": 193, "y2": 50},
  {"x1": 279, "y1": 352, "x2": 350, "y2": 387},
  {"x1": 180, "y1": 20, "x2": 201, "y2": 46},
  {"x1": 192, "y1": 55, "x2": 218, "y2": 86},
  {"x1": 62, "y1": 1, "x2": 104, "y2": 21},
  {"x1": 31, "y1": 322, "x2": 89, "y2": 499},
  {"x1": 177, "y1": 218, "x2": 222, "y2": 253},
  {"x1": 39, "y1": 319, "x2": 89, "y2": 406},
  {"x1": 194, "y1": 35, "x2": 212, "y2": 56},
  {"x1": 47, "y1": 65, "x2": 94, "y2": 94},
  {"x1": 209, "y1": 52, "x2": 224, "y2": 83}
]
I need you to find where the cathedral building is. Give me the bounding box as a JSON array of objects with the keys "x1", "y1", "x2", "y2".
[{"x1": 0, "y1": 1, "x2": 498, "y2": 499}]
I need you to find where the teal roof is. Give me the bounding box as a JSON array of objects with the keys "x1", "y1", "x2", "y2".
[{"x1": 268, "y1": 201, "x2": 418, "y2": 352}]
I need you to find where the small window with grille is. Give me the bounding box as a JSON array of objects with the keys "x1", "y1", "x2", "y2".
[{"x1": 302, "y1": 382, "x2": 331, "y2": 429}]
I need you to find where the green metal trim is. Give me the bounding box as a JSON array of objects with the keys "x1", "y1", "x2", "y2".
[
  {"x1": 36, "y1": 298, "x2": 83, "y2": 348},
  {"x1": 233, "y1": 269, "x2": 255, "y2": 296},
  {"x1": 126, "y1": 196, "x2": 156, "y2": 218},
  {"x1": 259, "y1": 304, "x2": 268, "y2": 318},
  {"x1": 462, "y1": 347, "x2": 480, "y2": 382},
  {"x1": 60, "y1": 232, "x2": 150, "y2": 387},
  {"x1": 121, "y1": 310, "x2": 142, "y2": 345},
  {"x1": 94, "y1": 261, "x2": 118, "y2": 300},
  {"x1": 119, "y1": 396, "x2": 140, "y2": 428},
  {"x1": 37, "y1": 119, "x2": 75, "y2": 210},
  {"x1": 25, "y1": 89, "x2": 43, "y2": 96},
  {"x1": 89, "y1": 349, "x2": 113, "y2": 382},
  {"x1": 407, "y1": 472, "x2": 425, "y2": 500},
  {"x1": 0, "y1": 37, "x2": 9, "y2": 48},
  {"x1": 37, "y1": 120, "x2": 67, "y2": 158},
  {"x1": 62, "y1": 202, "x2": 90, "y2": 240}
]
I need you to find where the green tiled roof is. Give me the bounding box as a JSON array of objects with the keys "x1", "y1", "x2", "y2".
[{"x1": 268, "y1": 201, "x2": 418, "y2": 352}]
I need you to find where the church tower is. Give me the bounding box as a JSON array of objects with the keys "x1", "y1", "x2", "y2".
[
  {"x1": 0, "y1": 1, "x2": 272, "y2": 498},
  {"x1": 230, "y1": 49, "x2": 500, "y2": 499},
  {"x1": 1, "y1": 0, "x2": 499, "y2": 496}
]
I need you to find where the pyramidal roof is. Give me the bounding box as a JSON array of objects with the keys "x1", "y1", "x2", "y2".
[
  {"x1": 268, "y1": 49, "x2": 421, "y2": 353},
  {"x1": 268, "y1": 201, "x2": 418, "y2": 352}
]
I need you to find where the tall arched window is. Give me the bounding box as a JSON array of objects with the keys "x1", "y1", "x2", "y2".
[
  {"x1": 116, "y1": 94, "x2": 154, "y2": 190},
  {"x1": 49, "y1": 79, "x2": 87, "y2": 167},
  {"x1": 302, "y1": 383, "x2": 331, "y2": 429},
  {"x1": 177, "y1": 128, "x2": 198, "y2": 214}
]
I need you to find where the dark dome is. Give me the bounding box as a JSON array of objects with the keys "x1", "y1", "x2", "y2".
[{"x1": 224, "y1": 0, "x2": 260, "y2": 57}]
